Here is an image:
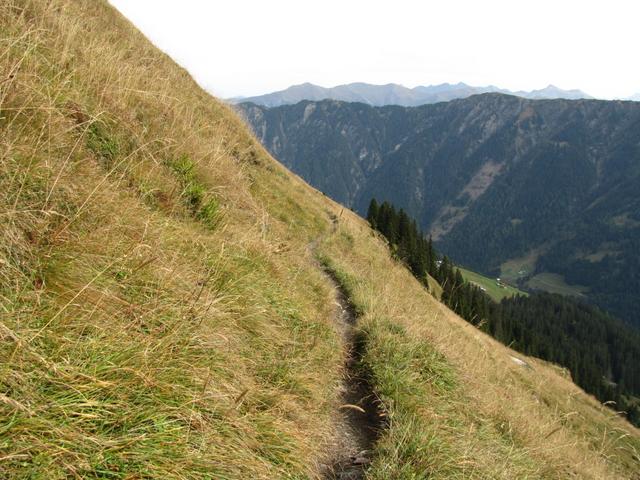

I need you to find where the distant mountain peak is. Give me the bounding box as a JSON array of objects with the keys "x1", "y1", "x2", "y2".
[{"x1": 230, "y1": 82, "x2": 593, "y2": 107}]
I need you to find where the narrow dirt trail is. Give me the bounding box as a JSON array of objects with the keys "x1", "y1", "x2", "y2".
[
  {"x1": 319, "y1": 268, "x2": 384, "y2": 479},
  {"x1": 310, "y1": 215, "x2": 384, "y2": 479}
]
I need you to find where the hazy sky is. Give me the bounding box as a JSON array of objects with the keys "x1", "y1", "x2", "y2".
[{"x1": 109, "y1": 1, "x2": 639, "y2": 100}]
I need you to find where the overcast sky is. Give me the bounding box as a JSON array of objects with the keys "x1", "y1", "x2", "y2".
[{"x1": 109, "y1": 0, "x2": 639, "y2": 100}]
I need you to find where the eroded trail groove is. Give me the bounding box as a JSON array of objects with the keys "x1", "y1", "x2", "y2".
[{"x1": 320, "y1": 269, "x2": 385, "y2": 480}]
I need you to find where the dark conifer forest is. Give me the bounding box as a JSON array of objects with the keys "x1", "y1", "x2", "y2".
[{"x1": 367, "y1": 199, "x2": 640, "y2": 426}]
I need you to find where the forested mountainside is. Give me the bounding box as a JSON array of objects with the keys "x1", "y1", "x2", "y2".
[
  {"x1": 237, "y1": 96, "x2": 640, "y2": 327},
  {"x1": 2, "y1": 0, "x2": 639, "y2": 478}
]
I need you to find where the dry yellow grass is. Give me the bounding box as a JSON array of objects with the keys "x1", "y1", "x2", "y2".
[
  {"x1": 1, "y1": 0, "x2": 638, "y2": 479},
  {"x1": 1, "y1": 1, "x2": 341, "y2": 477}
]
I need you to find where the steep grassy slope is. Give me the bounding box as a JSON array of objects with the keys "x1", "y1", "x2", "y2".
[
  {"x1": 1, "y1": 2, "x2": 340, "y2": 477},
  {"x1": 1, "y1": 1, "x2": 638, "y2": 479}
]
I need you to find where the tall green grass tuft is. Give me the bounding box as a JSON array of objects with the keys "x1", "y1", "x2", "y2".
[
  {"x1": 167, "y1": 155, "x2": 221, "y2": 229},
  {"x1": 87, "y1": 121, "x2": 119, "y2": 165}
]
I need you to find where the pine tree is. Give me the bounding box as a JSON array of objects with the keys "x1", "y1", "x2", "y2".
[{"x1": 366, "y1": 198, "x2": 379, "y2": 229}]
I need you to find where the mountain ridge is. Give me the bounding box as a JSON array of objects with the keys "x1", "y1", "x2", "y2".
[{"x1": 229, "y1": 81, "x2": 594, "y2": 107}]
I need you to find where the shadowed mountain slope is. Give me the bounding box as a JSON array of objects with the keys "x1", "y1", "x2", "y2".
[{"x1": 238, "y1": 96, "x2": 640, "y2": 327}]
